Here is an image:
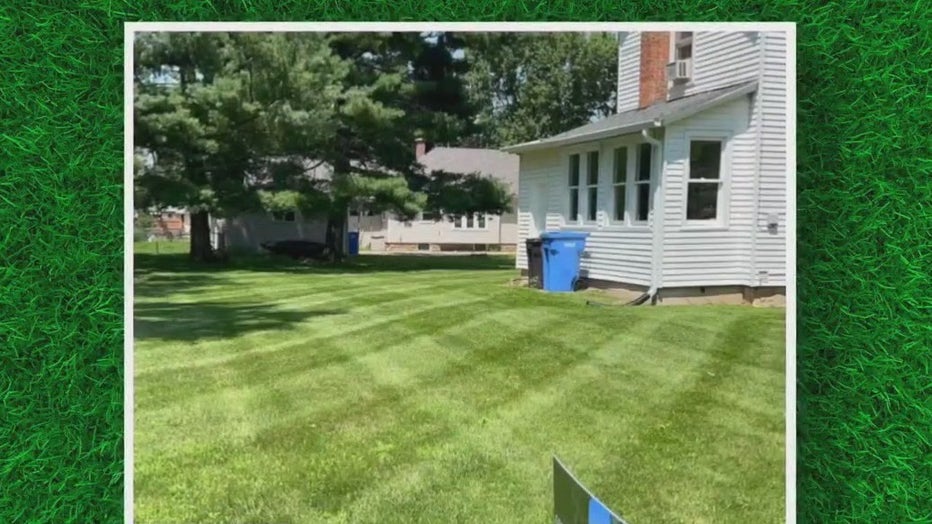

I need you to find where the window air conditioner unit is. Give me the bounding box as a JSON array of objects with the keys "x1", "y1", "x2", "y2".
[{"x1": 667, "y1": 59, "x2": 692, "y2": 82}]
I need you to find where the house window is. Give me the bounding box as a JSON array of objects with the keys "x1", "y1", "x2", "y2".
[
  {"x1": 635, "y1": 143, "x2": 653, "y2": 222},
  {"x1": 612, "y1": 146, "x2": 627, "y2": 223},
  {"x1": 686, "y1": 140, "x2": 724, "y2": 221},
  {"x1": 568, "y1": 154, "x2": 580, "y2": 222},
  {"x1": 675, "y1": 32, "x2": 693, "y2": 60},
  {"x1": 452, "y1": 213, "x2": 487, "y2": 229},
  {"x1": 585, "y1": 151, "x2": 599, "y2": 222},
  {"x1": 420, "y1": 210, "x2": 440, "y2": 222},
  {"x1": 271, "y1": 210, "x2": 296, "y2": 222}
]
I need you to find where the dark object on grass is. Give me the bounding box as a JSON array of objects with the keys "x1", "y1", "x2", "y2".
[
  {"x1": 260, "y1": 240, "x2": 331, "y2": 261},
  {"x1": 585, "y1": 292, "x2": 651, "y2": 308}
]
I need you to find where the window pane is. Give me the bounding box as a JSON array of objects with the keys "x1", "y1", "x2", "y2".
[
  {"x1": 689, "y1": 140, "x2": 722, "y2": 179},
  {"x1": 677, "y1": 44, "x2": 692, "y2": 60},
  {"x1": 569, "y1": 154, "x2": 580, "y2": 186},
  {"x1": 466, "y1": 214, "x2": 474, "y2": 228},
  {"x1": 569, "y1": 188, "x2": 579, "y2": 220},
  {"x1": 587, "y1": 187, "x2": 598, "y2": 221},
  {"x1": 477, "y1": 214, "x2": 486, "y2": 228},
  {"x1": 286, "y1": 211, "x2": 295, "y2": 222},
  {"x1": 613, "y1": 147, "x2": 627, "y2": 184},
  {"x1": 587, "y1": 151, "x2": 599, "y2": 185},
  {"x1": 614, "y1": 185, "x2": 625, "y2": 221},
  {"x1": 687, "y1": 182, "x2": 719, "y2": 220},
  {"x1": 637, "y1": 143, "x2": 652, "y2": 181},
  {"x1": 636, "y1": 184, "x2": 650, "y2": 221},
  {"x1": 453, "y1": 215, "x2": 462, "y2": 228}
]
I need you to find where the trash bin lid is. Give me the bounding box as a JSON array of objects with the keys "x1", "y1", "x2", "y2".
[{"x1": 541, "y1": 231, "x2": 590, "y2": 241}]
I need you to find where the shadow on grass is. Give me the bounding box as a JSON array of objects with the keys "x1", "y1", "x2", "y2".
[
  {"x1": 134, "y1": 300, "x2": 345, "y2": 342},
  {"x1": 134, "y1": 252, "x2": 516, "y2": 277}
]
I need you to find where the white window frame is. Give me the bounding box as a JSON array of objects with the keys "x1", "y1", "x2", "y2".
[
  {"x1": 563, "y1": 147, "x2": 602, "y2": 226},
  {"x1": 610, "y1": 145, "x2": 630, "y2": 225},
  {"x1": 566, "y1": 152, "x2": 582, "y2": 224},
  {"x1": 450, "y1": 213, "x2": 489, "y2": 230},
  {"x1": 682, "y1": 131, "x2": 732, "y2": 229},
  {"x1": 632, "y1": 142, "x2": 655, "y2": 225},
  {"x1": 583, "y1": 150, "x2": 600, "y2": 224}
]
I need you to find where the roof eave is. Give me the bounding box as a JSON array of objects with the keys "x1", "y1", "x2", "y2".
[
  {"x1": 501, "y1": 121, "x2": 657, "y2": 154},
  {"x1": 501, "y1": 80, "x2": 758, "y2": 155}
]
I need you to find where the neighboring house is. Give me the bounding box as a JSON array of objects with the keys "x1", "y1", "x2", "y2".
[
  {"x1": 218, "y1": 160, "x2": 333, "y2": 252},
  {"x1": 220, "y1": 142, "x2": 519, "y2": 254},
  {"x1": 504, "y1": 31, "x2": 789, "y2": 305},
  {"x1": 136, "y1": 206, "x2": 190, "y2": 240},
  {"x1": 358, "y1": 139, "x2": 519, "y2": 252}
]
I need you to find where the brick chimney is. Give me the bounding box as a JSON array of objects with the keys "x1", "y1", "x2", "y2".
[
  {"x1": 639, "y1": 32, "x2": 670, "y2": 109},
  {"x1": 415, "y1": 137, "x2": 427, "y2": 159}
]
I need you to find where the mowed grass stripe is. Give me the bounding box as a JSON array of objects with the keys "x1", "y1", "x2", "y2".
[
  {"x1": 134, "y1": 253, "x2": 785, "y2": 524},
  {"x1": 135, "y1": 298, "x2": 566, "y2": 454},
  {"x1": 137, "y1": 307, "x2": 592, "y2": 521},
  {"x1": 138, "y1": 267, "x2": 507, "y2": 305},
  {"x1": 134, "y1": 283, "x2": 503, "y2": 377}
]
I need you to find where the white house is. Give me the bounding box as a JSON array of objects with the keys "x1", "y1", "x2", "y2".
[
  {"x1": 220, "y1": 142, "x2": 519, "y2": 254},
  {"x1": 357, "y1": 139, "x2": 519, "y2": 253},
  {"x1": 504, "y1": 31, "x2": 789, "y2": 305}
]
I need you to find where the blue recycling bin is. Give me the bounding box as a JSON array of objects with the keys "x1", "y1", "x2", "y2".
[
  {"x1": 347, "y1": 231, "x2": 360, "y2": 256},
  {"x1": 540, "y1": 231, "x2": 589, "y2": 292}
]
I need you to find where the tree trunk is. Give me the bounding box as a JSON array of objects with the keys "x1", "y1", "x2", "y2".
[
  {"x1": 324, "y1": 211, "x2": 347, "y2": 263},
  {"x1": 189, "y1": 210, "x2": 216, "y2": 262}
]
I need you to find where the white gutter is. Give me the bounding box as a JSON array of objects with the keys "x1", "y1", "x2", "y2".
[
  {"x1": 641, "y1": 128, "x2": 664, "y2": 303},
  {"x1": 502, "y1": 122, "x2": 655, "y2": 153},
  {"x1": 749, "y1": 33, "x2": 766, "y2": 287}
]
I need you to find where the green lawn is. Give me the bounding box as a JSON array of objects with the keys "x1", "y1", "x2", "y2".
[{"x1": 134, "y1": 247, "x2": 785, "y2": 523}]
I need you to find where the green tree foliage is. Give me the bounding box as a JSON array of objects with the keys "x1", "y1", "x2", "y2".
[
  {"x1": 134, "y1": 32, "x2": 511, "y2": 262},
  {"x1": 461, "y1": 32, "x2": 619, "y2": 148}
]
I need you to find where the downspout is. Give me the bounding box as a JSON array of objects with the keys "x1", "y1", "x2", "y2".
[
  {"x1": 642, "y1": 127, "x2": 664, "y2": 304},
  {"x1": 749, "y1": 33, "x2": 766, "y2": 289}
]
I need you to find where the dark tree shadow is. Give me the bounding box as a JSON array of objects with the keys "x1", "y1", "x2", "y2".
[
  {"x1": 133, "y1": 301, "x2": 345, "y2": 342},
  {"x1": 134, "y1": 252, "x2": 517, "y2": 277}
]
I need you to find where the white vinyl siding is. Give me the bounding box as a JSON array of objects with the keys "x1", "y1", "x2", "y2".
[
  {"x1": 753, "y1": 31, "x2": 788, "y2": 287},
  {"x1": 384, "y1": 213, "x2": 513, "y2": 245},
  {"x1": 661, "y1": 96, "x2": 755, "y2": 286},
  {"x1": 225, "y1": 212, "x2": 328, "y2": 251},
  {"x1": 516, "y1": 145, "x2": 652, "y2": 285},
  {"x1": 679, "y1": 31, "x2": 761, "y2": 98},
  {"x1": 616, "y1": 32, "x2": 641, "y2": 112},
  {"x1": 517, "y1": 30, "x2": 787, "y2": 291}
]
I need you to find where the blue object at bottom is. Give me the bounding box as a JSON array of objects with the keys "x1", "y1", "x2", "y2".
[
  {"x1": 347, "y1": 231, "x2": 360, "y2": 256},
  {"x1": 540, "y1": 231, "x2": 589, "y2": 292},
  {"x1": 588, "y1": 497, "x2": 613, "y2": 524}
]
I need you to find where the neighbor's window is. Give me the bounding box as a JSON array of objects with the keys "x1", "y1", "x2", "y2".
[
  {"x1": 686, "y1": 140, "x2": 724, "y2": 221},
  {"x1": 568, "y1": 153, "x2": 580, "y2": 222},
  {"x1": 586, "y1": 151, "x2": 599, "y2": 222},
  {"x1": 452, "y1": 213, "x2": 487, "y2": 229},
  {"x1": 635, "y1": 143, "x2": 652, "y2": 222},
  {"x1": 272, "y1": 210, "x2": 296, "y2": 222},
  {"x1": 612, "y1": 146, "x2": 627, "y2": 223}
]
